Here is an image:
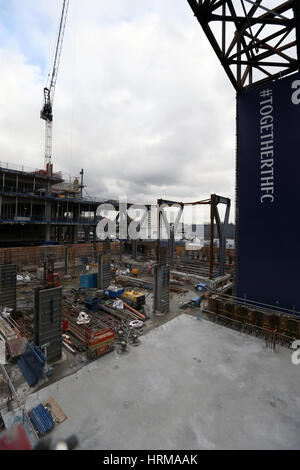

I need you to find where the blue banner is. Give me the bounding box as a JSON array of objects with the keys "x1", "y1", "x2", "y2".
[{"x1": 236, "y1": 72, "x2": 300, "y2": 313}]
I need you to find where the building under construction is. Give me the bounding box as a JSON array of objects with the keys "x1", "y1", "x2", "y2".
[
  {"x1": 0, "y1": 163, "x2": 101, "y2": 246},
  {"x1": 1, "y1": 0, "x2": 300, "y2": 452}
]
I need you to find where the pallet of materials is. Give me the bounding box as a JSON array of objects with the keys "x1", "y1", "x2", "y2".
[{"x1": 28, "y1": 404, "x2": 55, "y2": 437}]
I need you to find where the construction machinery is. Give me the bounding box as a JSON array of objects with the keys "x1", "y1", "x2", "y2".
[
  {"x1": 84, "y1": 327, "x2": 115, "y2": 360},
  {"x1": 122, "y1": 289, "x2": 145, "y2": 311},
  {"x1": 40, "y1": 0, "x2": 70, "y2": 176}
]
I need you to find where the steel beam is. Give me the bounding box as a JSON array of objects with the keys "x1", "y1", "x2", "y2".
[{"x1": 186, "y1": 0, "x2": 299, "y2": 90}]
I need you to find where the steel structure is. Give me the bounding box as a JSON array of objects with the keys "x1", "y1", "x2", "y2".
[
  {"x1": 156, "y1": 195, "x2": 230, "y2": 279},
  {"x1": 186, "y1": 0, "x2": 300, "y2": 90},
  {"x1": 40, "y1": 0, "x2": 69, "y2": 173}
]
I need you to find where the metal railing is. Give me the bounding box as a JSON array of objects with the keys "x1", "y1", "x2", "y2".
[{"x1": 0, "y1": 161, "x2": 62, "y2": 179}]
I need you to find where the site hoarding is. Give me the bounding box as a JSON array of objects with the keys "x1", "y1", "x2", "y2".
[{"x1": 236, "y1": 72, "x2": 300, "y2": 313}]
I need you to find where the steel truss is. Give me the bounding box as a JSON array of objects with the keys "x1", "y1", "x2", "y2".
[{"x1": 186, "y1": 0, "x2": 300, "y2": 90}]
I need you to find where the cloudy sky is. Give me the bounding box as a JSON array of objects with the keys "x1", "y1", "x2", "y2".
[{"x1": 0, "y1": 0, "x2": 236, "y2": 220}]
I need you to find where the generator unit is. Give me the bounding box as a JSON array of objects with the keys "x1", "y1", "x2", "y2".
[{"x1": 123, "y1": 289, "x2": 145, "y2": 311}]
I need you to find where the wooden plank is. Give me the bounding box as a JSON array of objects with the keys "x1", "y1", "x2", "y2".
[{"x1": 42, "y1": 396, "x2": 67, "y2": 425}]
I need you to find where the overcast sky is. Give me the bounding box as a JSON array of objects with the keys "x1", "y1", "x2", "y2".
[{"x1": 0, "y1": 0, "x2": 236, "y2": 221}]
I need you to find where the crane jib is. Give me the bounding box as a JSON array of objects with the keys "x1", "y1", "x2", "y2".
[{"x1": 40, "y1": 0, "x2": 69, "y2": 172}]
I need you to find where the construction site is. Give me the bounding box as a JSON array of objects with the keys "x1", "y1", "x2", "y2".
[{"x1": 0, "y1": 0, "x2": 300, "y2": 451}]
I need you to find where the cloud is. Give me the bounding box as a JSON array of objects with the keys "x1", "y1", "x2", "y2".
[{"x1": 0, "y1": 0, "x2": 236, "y2": 221}]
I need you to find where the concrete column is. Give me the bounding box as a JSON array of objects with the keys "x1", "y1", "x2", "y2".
[
  {"x1": 120, "y1": 239, "x2": 123, "y2": 262},
  {"x1": 84, "y1": 226, "x2": 89, "y2": 242},
  {"x1": 71, "y1": 226, "x2": 78, "y2": 244},
  {"x1": 45, "y1": 225, "x2": 51, "y2": 242},
  {"x1": 132, "y1": 240, "x2": 137, "y2": 260},
  {"x1": 153, "y1": 264, "x2": 170, "y2": 315},
  {"x1": 98, "y1": 253, "x2": 111, "y2": 289},
  {"x1": 64, "y1": 246, "x2": 69, "y2": 275},
  {"x1": 168, "y1": 224, "x2": 175, "y2": 266},
  {"x1": 0, "y1": 264, "x2": 17, "y2": 311},
  {"x1": 93, "y1": 226, "x2": 97, "y2": 261},
  {"x1": 105, "y1": 237, "x2": 110, "y2": 254}
]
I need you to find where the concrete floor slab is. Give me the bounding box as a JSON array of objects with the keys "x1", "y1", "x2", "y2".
[{"x1": 22, "y1": 314, "x2": 300, "y2": 450}]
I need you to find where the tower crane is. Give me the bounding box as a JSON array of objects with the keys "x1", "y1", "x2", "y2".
[{"x1": 40, "y1": 0, "x2": 70, "y2": 176}]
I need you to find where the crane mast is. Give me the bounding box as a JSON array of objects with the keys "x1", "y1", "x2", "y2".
[{"x1": 40, "y1": 0, "x2": 69, "y2": 175}]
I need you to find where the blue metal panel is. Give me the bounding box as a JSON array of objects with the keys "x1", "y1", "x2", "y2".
[
  {"x1": 29, "y1": 404, "x2": 55, "y2": 436},
  {"x1": 236, "y1": 72, "x2": 300, "y2": 312},
  {"x1": 17, "y1": 341, "x2": 46, "y2": 387}
]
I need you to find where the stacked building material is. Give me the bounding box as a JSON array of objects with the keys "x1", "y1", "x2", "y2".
[
  {"x1": 7, "y1": 337, "x2": 27, "y2": 358},
  {"x1": 29, "y1": 404, "x2": 55, "y2": 436},
  {"x1": 61, "y1": 312, "x2": 88, "y2": 351},
  {"x1": 0, "y1": 316, "x2": 27, "y2": 360},
  {"x1": 0, "y1": 316, "x2": 17, "y2": 342},
  {"x1": 117, "y1": 274, "x2": 152, "y2": 290}
]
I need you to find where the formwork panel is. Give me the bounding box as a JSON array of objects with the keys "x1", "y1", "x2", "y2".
[
  {"x1": 98, "y1": 254, "x2": 111, "y2": 289},
  {"x1": 153, "y1": 264, "x2": 170, "y2": 314},
  {"x1": 34, "y1": 287, "x2": 62, "y2": 362},
  {"x1": 0, "y1": 264, "x2": 16, "y2": 310}
]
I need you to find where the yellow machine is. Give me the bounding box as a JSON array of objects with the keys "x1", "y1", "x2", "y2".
[
  {"x1": 123, "y1": 289, "x2": 145, "y2": 310},
  {"x1": 123, "y1": 290, "x2": 143, "y2": 303}
]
